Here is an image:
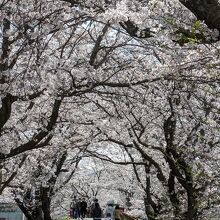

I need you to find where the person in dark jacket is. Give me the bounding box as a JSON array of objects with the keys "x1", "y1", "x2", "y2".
[
  {"x1": 80, "y1": 198, "x2": 88, "y2": 218},
  {"x1": 91, "y1": 202, "x2": 102, "y2": 220},
  {"x1": 76, "y1": 198, "x2": 82, "y2": 218},
  {"x1": 90, "y1": 198, "x2": 98, "y2": 217}
]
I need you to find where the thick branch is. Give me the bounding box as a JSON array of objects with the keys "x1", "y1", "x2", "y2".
[
  {"x1": 2, "y1": 99, "x2": 62, "y2": 159},
  {"x1": 0, "y1": 94, "x2": 17, "y2": 132},
  {"x1": 119, "y1": 20, "x2": 154, "y2": 39},
  {"x1": 0, "y1": 17, "x2": 10, "y2": 72},
  {"x1": 0, "y1": 154, "x2": 27, "y2": 194},
  {"x1": 89, "y1": 23, "x2": 109, "y2": 68},
  {"x1": 0, "y1": 90, "x2": 46, "y2": 133}
]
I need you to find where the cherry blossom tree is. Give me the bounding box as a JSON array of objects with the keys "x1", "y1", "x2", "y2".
[{"x1": 1, "y1": 1, "x2": 220, "y2": 220}]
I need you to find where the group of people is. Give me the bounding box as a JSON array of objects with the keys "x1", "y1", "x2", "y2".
[
  {"x1": 70, "y1": 197, "x2": 126, "y2": 220},
  {"x1": 70, "y1": 197, "x2": 88, "y2": 219}
]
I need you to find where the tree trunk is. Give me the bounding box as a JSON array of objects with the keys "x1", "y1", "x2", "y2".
[
  {"x1": 14, "y1": 197, "x2": 36, "y2": 220},
  {"x1": 185, "y1": 188, "x2": 198, "y2": 220},
  {"x1": 168, "y1": 171, "x2": 180, "y2": 218},
  {"x1": 14, "y1": 186, "x2": 51, "y2": 220},
  {"x1": 41, "y1": 186, "x2": 52, "y2": 220},
  {"x1": 144, "y1": 196, "x2": 155, "y2": 220},
  {"x1": 143, "y1": 164, "x2": 158, "y2": 220}
]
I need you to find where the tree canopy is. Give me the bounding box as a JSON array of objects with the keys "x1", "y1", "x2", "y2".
[{"x1": 0, "y1": 1, "x2": 220, "y2": 220}]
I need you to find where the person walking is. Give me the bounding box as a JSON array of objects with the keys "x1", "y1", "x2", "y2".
[
  {"x1": 91, "y1": 201, "x2": 102, "y2": 220},
  {"x1": 80, "y1": 198, "x2": 88, "y2": 218},
  {"x1": 90, "y1": 198, "x2": 99, "y2": 217},
  {"x1": 76, "y1": 197, "x2": 82, "y2": 219},
  {"x1": 105, "y1": 200, "x2": 115, "y2": 219},
  {"x1": 70, "y1": 196, "x2": 78, "y2": 219}
]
